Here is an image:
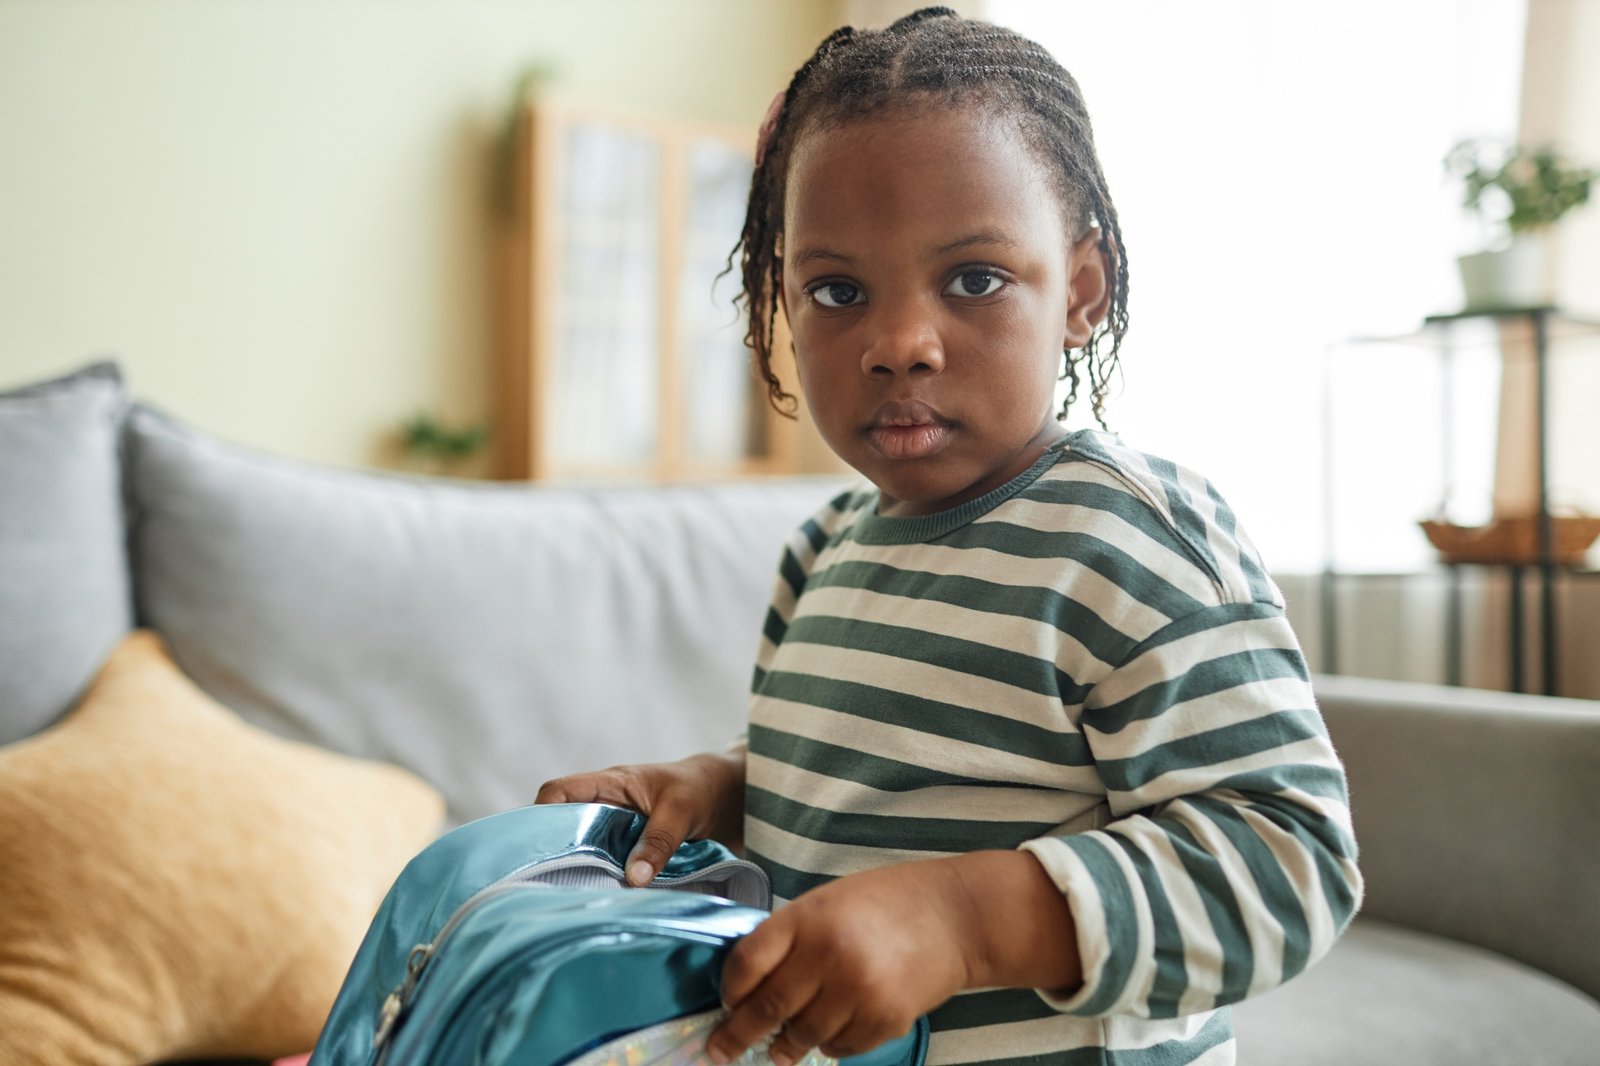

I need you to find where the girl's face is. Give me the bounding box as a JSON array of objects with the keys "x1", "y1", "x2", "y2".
[{"x1": 781, "y1": 104, "x2": 1107, "y2": 517}]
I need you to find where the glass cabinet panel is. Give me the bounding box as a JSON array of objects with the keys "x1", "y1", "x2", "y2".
[
  {"x1": 499, "y1": 98, "x2": 813, "y2": 482},
  {"x1": 678, "y1": 137, "x2": 757, "y2": 466},
  {"x1": 552, "y1": 124, "x2": 662, "y2": 469}
]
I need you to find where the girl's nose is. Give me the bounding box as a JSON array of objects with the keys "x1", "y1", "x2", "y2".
[{"x1": 861, "y1": 308, "x2": 945, "y2": 378}]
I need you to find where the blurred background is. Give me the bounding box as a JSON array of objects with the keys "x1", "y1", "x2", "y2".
[{"x1": 3, "y1": 0, "x2": 1598, "y2": 693}]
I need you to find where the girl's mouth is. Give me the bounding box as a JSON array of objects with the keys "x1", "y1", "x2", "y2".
[{"x1": 865, "y1": 401, "x2": 954, "y2": 460}]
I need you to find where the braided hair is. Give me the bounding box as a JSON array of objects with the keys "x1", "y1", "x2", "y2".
[{"x1": 729, "y1": 6, "x2": 1129, "y2": 427}]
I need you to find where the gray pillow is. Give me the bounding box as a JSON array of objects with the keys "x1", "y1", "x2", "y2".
[
  {"x1": 0, "y1": 361, "x2": 133, "y2": 744},
  {"x1": 124, "y1": 402, "x2": 844, "y2": 823}
]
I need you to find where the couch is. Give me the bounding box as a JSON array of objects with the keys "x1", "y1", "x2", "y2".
[{"x1": 2, "y1": 361, "x2": 1597, "y2": 1065}]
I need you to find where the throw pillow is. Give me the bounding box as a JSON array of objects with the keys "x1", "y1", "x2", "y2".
[
  {"x1": 0, "y1": 629, "x2": 445, "y2": 1064},
  {"x1": 0, "y1": 360, "x2": 132, "y2": 745}
]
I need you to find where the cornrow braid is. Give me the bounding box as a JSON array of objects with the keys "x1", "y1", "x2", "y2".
[
  {"x1": 728, "y1": 6, "x2": 1130, "y2": 428},
  {"x1": 887, "y1": 5, "x2": 959, "y2": 30},
  {"x1": 732, "y1": 23, "x2": 858, "y2": 417}
]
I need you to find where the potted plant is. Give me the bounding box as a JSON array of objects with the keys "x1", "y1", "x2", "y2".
[
  {"x1": 1445, "y1": 139, "x2": 1596, "y2": 310},
  {"x1": 398, "y1": 412, "x2": 492, "y2": 477}
]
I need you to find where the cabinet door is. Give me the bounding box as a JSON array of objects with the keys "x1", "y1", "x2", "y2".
[
  {"x1": 676, "y1": 135, "x2": 760, "y2": 471},
  {"x1": 502, "y1": 98, "x2": 805, "y2": 483},
  {"x1": 550, "y1": 122, "x2": 663, "y2": 473}
]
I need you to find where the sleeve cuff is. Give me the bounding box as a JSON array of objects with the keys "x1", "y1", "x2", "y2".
[{"x1": 1018, "y1": 835, "x2": 1120, "y2": 1015}]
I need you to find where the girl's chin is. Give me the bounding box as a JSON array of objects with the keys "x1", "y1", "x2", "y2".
[
  {"x1": 871, "y1": 475, "x2": 984, "y2": 518},
  {"x1": 865, "y1": 450, "x2": 1047, "y2": 518}
]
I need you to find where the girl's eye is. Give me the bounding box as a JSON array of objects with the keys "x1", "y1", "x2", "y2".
[
  {"x1": 810, "y1": 282, "x2": 864, "y2": 308},
  {"x1": 945, "y1": 270, "x2": 1004, "y2": 298}
]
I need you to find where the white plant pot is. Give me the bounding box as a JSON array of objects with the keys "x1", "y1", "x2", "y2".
[{"x1": 1457, "y1": 231, "x2": 1554, "y2": 311}]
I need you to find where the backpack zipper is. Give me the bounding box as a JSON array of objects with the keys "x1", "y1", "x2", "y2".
[
  {"x1": 370, "y1": 879, "x2": 534, "y2": 1055},
  {"x1": 370, "y1": 852, "x2": 768, "y2": 1061}
]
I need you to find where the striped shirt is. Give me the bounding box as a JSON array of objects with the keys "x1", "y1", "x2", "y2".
[{"x1": 742, "y1": 430, "x2": 1363, "y2": 1066}]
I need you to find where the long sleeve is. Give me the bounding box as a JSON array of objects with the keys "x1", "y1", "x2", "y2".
[{"x1": 1020, "y1": 599, "x2": 1364, "y2": 1019}]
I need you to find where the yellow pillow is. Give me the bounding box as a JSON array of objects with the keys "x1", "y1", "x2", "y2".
[{"x1": 0, "y1": 630, "x2": 445, "y2": 1064}]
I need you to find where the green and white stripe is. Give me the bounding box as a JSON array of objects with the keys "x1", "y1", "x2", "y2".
[{"x1": 744, "y1": 430, "x2": 1363, "y2": 1065}]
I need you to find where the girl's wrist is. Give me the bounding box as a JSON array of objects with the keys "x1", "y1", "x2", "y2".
[
  {"x1": 685, "y1": 750, "x2": 746, "y2": 848},
  {"x1": 938, "y1": 850, "x2": 1083, "y2": 995}
]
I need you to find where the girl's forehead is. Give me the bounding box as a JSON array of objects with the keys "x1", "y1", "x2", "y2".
[
  {"x1": 777, "y1": 107, "x2": 1068, "y2": 264},
  {"x1": 782, "y1": 106, "x2": 1066, "y2": 237}
]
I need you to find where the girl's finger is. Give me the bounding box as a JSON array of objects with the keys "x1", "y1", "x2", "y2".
[
  {"x1": 624, "y1": 792, "x2": 695, "y2": 885},
  {"x1": 764, "y1": 994, "x2": 853, "y2": 1066},
  {"x1": 536, "y1": 767, "x2": 646, "y2": 811},
  {"x1": 708, "y1": 925, "x2": 808, "y2": 1063},
  {"x1": 818, "y1": 1010, "x2": 910, "y2": 1060},
  {"x1": 533, "y1": 774, "x2": 601, "y2": 805},
  {"x1": 718, "y1": 916, "x2": 797, "y2": 1010}
]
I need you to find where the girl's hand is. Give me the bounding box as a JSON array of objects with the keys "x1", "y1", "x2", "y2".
[
  {"x1": 534, "y1": 751, "x2": 745, "y2": 885},
  {"x1": 706, "y1": 861, "x2": 972, "y2": 1066},
  {"x1": 706, "y1": 852, "x2": 1081, "y2": 1066}
]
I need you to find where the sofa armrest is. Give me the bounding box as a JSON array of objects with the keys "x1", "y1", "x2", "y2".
[{"x1": 1312, "y1": 673, "x2": 1600, "y2": 1001}]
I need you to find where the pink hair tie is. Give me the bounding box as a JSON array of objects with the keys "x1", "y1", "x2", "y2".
[{"x1": 755, "y1": 89, "x2": 785, "y2": 168}]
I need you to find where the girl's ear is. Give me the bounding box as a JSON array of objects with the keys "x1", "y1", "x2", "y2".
[{"x1": 1063, "y1": 227, "x2": 1112, "y2": 349}]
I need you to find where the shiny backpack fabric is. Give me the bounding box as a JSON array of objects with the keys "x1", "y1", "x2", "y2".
[{"x1": 309, "y1": 803, "x2": 930, "y2": 1066}]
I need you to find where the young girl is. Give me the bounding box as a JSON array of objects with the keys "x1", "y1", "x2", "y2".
[{"x1": 538, "y1": 9, "x2": 1362, "y2": 1065}]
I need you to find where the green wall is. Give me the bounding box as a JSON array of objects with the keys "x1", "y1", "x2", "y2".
[{"x1": 0, "y1": 0, "x2": 837, "y2": 470}]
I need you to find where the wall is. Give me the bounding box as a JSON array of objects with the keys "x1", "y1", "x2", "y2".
[
  {"x1": 0, "y1": 0, "x2": 836, "y2": 471},
  {"x1": 842, "y1": 0, "x2": 985, "y2": 27}
]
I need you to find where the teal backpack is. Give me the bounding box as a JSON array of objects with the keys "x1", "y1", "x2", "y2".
[{"x1": 309, "y1": 803, "x2": 930, "y2": 1066}]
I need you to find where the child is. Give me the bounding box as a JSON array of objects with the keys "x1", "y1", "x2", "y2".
[{"x1": 537, "y1": 8, "x2": 1363, "y2": 1065}]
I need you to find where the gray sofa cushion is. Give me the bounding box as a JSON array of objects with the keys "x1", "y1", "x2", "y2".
[
  {"x1": 0, "y1": 361, "x2": 132, "y2": 744},
  {"x1": 1314, "y1": 672, "x2": 1600, "y2": 1002},
  {"x1": 1233, "y1": 917, "x2": 1600, "y2": 1065},
  {"x1": 124, "y1": 403, "x2": 847, "y2": 823}
]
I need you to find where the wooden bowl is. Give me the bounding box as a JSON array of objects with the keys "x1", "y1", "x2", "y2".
[{"x1": 1419, "y1": 515, "x2": 1600, "y2": 566}]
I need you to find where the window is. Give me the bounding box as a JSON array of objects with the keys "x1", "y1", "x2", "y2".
[{"x1": 988, "y1": 0, "x2": 1527, "y2": 571}]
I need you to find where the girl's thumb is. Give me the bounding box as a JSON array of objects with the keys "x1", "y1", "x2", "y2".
[{"x1": 626, "y1": 809, "x2": 690, "y2": 886}]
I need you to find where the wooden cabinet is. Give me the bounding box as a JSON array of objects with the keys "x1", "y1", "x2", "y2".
[{"x1": 496, "y1": 95, "x2": 827, "y2": 482}]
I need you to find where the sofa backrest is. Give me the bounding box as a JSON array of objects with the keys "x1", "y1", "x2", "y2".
[
  {"x1": 1316, "y1": 672, "x2": 1600, "y2": 1000},
  {"x1": 123, "y1": 402, "x2": 848, "y2": 824}
]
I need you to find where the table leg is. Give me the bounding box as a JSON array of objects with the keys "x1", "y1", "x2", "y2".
[{"x1": 1509, "y1": 564, "x2": 1526, "y2": 694}]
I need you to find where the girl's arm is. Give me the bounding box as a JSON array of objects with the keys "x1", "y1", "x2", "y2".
[
  {"x1": 1018, "y1": 601, "x2": 1363, "y2": 1018},
  {"x1": 707, "y1": 603, "x2": 1363, "y2": 1065}
]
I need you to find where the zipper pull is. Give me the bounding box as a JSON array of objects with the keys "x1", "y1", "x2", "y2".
[
  {"x1": 371, "y1": 943, "x2": 435, "y2": 1051},
  {"x1": 372, "y1": 992, "x2": 403, "y2": 1050}
]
